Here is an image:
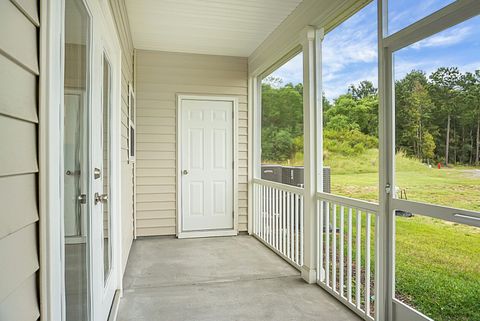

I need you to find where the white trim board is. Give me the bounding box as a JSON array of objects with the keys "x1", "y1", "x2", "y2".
[{"x1": 176, "y1": 94, "x2": 239, "y2": 239}]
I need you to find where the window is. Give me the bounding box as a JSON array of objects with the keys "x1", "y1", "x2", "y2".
[
  {"x1": 259, "y1": 52, "x2": 304, "y2": 186},
  {"x1": 128, "y1": 83, "x2": 136, "y2": 163},
  {"x1": 392, "y1": 14, "x2": 480, "y2": 321},
  {"x1": 322, "y1": 0, "x2": 379, "y2": 201},
  {"x1": 387, "y1": 0, "x2": 454, "y2": 35}
]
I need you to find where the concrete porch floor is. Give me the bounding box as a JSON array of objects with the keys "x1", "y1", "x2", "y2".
[{"x1": 117, "y1": 235, "x2": 360, "y2": 321}]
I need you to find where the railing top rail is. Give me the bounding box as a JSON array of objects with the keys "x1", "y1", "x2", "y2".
[
  {"x1": 253, "y1": 178, "x2": 305, "y2": 195},
  {"x1": 317, "y1": 192, "x2": 379, "y2": 214}
]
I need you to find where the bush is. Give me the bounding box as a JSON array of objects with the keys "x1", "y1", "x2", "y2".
[{"x1": 324, "y1": 129, "x2": 378, "y2": 156}]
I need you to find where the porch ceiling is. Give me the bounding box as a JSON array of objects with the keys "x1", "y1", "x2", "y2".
[{"x1": 125, "y1": 0, "x2": 303, "y2": 57}]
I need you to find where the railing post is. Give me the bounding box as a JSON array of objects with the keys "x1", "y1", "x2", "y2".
[{"x1": 300, "y1": 26, "x2": 320, "y2": 283}]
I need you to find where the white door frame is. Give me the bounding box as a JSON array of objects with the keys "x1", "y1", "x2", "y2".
[
  {"x1": 39, "y1": 0, "x2": 123, "y2": 319},
  {"x1": 176, "y1": 94, "x2": 239, "y2": 239}
]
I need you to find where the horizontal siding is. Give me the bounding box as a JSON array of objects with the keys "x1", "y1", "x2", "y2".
[
  {"x1": 0, "y1": 116, "x2": 38, "y2": 176},
  {"x1": 0, "y1": 274, "x2": 39, "y2": 321},
  {"x1": 109, "y1": 0, "x2": 135, "y2": 273},
  {"x1": 0, "y1": 224, "x2": 39, "y2": 303},
  {"x1": 0, "y1": 174, "x2": 38, "y2": 239},
  {"x1": 0, "y1": 0, "x2": 38, "y2": 74},
  {"x1": 0, "y1": 54, "x2": 38, "y2": 122},
  {"x1": 0, "y1": 1, "x2": 39, "y2": 319},
  {"x1": 136, "y1": 50, "x2": 248, "y2": 236}
]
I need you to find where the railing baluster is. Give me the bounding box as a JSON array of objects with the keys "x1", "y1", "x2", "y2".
[
  {"x1": 272, "y1": 187, "x2": 276, "y2": 247},
  {"x1": 268, "y1": 186, "x2": 272, "y2": 245},
  {"x1": 356, "y1": 209, "x2": 362, "y2": 309},
  {"x1": 295, "y1": 194, "x2": 299, "y2": 265},
  {"x1": 365, "y1": 212, "x2": 371, "y2": 316},
  {"x1": 319, "y1": 200, "x2": 324, "y2": 283},
  {"x1": 348, "y1": 207, "x2": 352, "y2": 303},
  {"x1": 300, "y1": 195, "x2": 304, "y2": 266},
  {"x1": 332, "y1": 204, "x2": 337, "y2": 292},
  {"x1": 326, "y1": 202, "x2": 330, "y2": 287},
  {"x1": 254, "y1": 185, "x2": 257, "y2": 235},
  {"x1": 276, "y1": 188, "x2": 279, "y2": 250},
  {"x1": 340, "y1": 206, "x2": 345, "y2": 298},
  {"x1": 286, "y1": 191, "x2": 291, "y2": 259},
  {"x1": 263, "y1": 185, "x2": 266, "y2": 241},
  {"x1": 290, "y1": 192, "x2": 295, "y2": 262},
  {"x1": 282, "y1": 190, "x2": 286, "y2": 255}
]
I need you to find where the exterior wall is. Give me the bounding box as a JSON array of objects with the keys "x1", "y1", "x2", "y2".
[
  {"x1": 135, "y1": 50, "x2": 248, "y2": 236},
  {"x1": 108, "y1": 0, "x2": 135, "y2": 273},
  {"x1": 0, "y1": 0, "x2": 40, "y2": 320}
]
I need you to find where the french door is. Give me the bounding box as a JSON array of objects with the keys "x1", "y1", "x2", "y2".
[
  {"x1": 381, "y1": 1, "x2": 480, "y2": 320},
  {"x1": 63, "y1": 0, "x2": 119, "y2": 320}
]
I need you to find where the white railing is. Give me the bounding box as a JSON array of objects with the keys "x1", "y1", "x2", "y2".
[
  {"x1": 317, "y1": 192, "x2": 379, "y2": 321},
  {"x1": 252, "y1": 178, "x2": 304, "y2": 268}
]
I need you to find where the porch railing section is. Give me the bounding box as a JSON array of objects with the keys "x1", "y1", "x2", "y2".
[
  {"x1": 317, "y1": 192, "x2": 379, "y2": 321},
  {"x1": 252, "y1": 178, "x2": 304, "y2": 268}
]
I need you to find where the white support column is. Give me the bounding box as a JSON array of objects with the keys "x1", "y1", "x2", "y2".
[
  {"x1": 300, "y1": 26, "x2": 318, "y2": 283},
  {"x1": 247, "y1": 76, "x2": 254, "y2": 235}
]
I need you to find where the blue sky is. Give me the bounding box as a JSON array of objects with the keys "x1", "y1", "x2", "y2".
[{"x1": 266, "y1": 0, "x2": 480, "y2": 101}]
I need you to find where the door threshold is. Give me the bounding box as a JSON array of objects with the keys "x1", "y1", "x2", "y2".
[{"x1": 177, "y1": 229, "x2": 238, "y2": 239}]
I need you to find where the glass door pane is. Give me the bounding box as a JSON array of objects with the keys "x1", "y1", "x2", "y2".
[
  {"x1": 102, "y1": 54, "x2": 112, "y2": 285},
  {"x1": 64, "y1": 0, "x2": 91, "y2": 320}
]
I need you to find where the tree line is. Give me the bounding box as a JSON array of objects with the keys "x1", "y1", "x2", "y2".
[{"x1": 261, "y1": 67, "x2": 480, "y2": 166}]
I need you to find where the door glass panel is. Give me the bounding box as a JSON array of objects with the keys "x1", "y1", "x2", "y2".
[
  {"x1": 393, "y1": 14, "x2": 480, "y2": 212},
  {"x1": 102, "y1": 54, "x2": 112, "y2": 285},
  {"x1": 64, "y1": 0, "x2": 90, "y2": 320},
  {"x1": 387, "y1": 0, "x2": 455, "y2": 35},
  {"x1": 394, "y1": 213, "x2": 480, "y2": 321}
]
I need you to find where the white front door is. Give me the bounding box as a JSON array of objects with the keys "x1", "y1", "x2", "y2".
[{"x1": 180, "y1": 98, "x2": 234, "y2": 233}]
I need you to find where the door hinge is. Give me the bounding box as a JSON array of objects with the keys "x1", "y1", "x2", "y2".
[{"x1": 385, "y1": 184, "x2": 391, "y2": 194}]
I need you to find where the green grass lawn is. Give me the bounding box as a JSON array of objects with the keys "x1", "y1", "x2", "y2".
[{"x1": 326, "y1": 150, "x2": 480, "y2": 321}]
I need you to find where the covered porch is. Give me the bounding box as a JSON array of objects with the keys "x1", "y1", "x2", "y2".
[{"x1": 117, "y1": 236, "x2": 359, "y2": 321}]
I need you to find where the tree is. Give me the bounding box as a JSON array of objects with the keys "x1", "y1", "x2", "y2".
[
  {"x1": 460, "y1": 70, "x2": 480, "y2": 165},
  {"x1": 325, "y1": 94, "x2": 378, "y2": 136},
  {"x1": 348, "y1": 80, "x2": 378, "y2": 100},
  {"x1": 429, "y1": 67, "x2": 461, "y2": 165},
  {"x1": 395, "y1": 71, "x2": 436, "y2": 160}
]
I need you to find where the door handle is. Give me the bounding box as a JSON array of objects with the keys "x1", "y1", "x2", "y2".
[
  {"x1": 94, "y1": 192, "x2": 108, "y2": 205},
  {"x1": 182, "y1": 170, "x2": 189, "y2": 175}
]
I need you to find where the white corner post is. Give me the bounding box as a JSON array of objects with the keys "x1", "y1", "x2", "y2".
[{"x1": 300, "y1": 26, "x2": 319, "y2": 283}]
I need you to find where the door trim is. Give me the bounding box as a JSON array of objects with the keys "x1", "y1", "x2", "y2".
[{"x1": 176, "y1": 94, "x2": 239, "y2": 238}]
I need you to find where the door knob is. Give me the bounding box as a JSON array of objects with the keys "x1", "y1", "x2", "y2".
[
  {"x1": 94, "y1": 192, "x2": 108, "y2": 205},
  {"x1": 182, "y1": 170, "x2": 189, "y2": 175}
]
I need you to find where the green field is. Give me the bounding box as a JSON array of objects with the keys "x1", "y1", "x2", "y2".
[{"x1": 327, "y1": 150, "x2": 480, "y2": 321}]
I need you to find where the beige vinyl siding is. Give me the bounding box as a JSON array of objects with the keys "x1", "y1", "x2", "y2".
[
  {"x1": 109, "y1": 0, "x2": 135, "y2": 273},
  {"x1": 135, "y1": 50, "x2": 248, "y2": 236},
  {"x1": 0, "y1": 0, "x2": 40, "y2": 320}
]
